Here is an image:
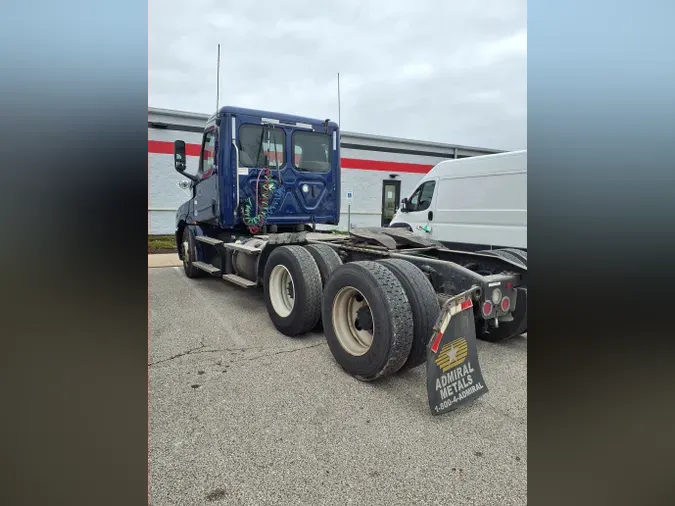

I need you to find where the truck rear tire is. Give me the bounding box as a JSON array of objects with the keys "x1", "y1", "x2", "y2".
[
  {"x1": 181, "y1": 227, "x2": 204, "y2": 279},
  {"x1": 321, "y1": 261, "x2": 414, "y2": 381},
  {"x1": 305, "y1": 244, "x2": 342, "y2": 286},
  {"x1": 263, "y1": 245, "x2": 323, "y2": 337},
  {"x1": 305, "y1": 243, "x2": 343, "y2": 330},
  {"x1": 489, "y1": 249, "x2": 526, "y2": 269},
  {"x1": 378, "y1": 259, "x2": 440, "y2": 371},
  {"x1": 501, "y1": 248, "x2": 527, "y2": 265}
]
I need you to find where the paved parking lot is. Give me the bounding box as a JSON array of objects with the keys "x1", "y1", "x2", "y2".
[{"x1": 149, "y1": 266, "x2": 527, "y2": 506}]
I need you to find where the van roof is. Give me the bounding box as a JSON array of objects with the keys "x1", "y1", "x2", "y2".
[{"x1": 424, "y1": 149, "x2": 527, "y2": 180}]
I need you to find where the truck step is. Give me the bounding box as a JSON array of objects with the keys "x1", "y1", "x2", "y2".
[
  {"x1": 196, "y1": 236, "x2": 224, "y2": 246},
  {"x1": 192, "y1": 261, "x2": 221, "y2": 274},
  {"x1": 224, "y1": 242, "x2": 262, "y2": 255},
  {"x1": 222, "y1": 274, "x2": 257, "y2": 288}
]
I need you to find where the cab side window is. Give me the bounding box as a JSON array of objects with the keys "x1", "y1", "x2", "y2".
[
  {"x1": 408, "y1": 181, "x2": 436, "y2": 212},
  {"x1": 199, "y1": 129, "x2": 217, "y2": 177}
]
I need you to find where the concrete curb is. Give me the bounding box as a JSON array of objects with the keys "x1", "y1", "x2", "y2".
[{"x1": 149, "y1": 254, "x2": 182, "y2": 268}]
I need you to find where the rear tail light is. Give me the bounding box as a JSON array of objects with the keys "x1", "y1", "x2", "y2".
[
  {"x1": 482, "y1": 301, "x2": 493, "y2": 317},
  {"x1": 501, "y1": 296, "x2": 511, "y2": 312},
  {"x1": 491, "y1": 288, "x2": 502, "y2": 304}
]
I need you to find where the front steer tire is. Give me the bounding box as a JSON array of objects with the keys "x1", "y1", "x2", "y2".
[{"x1": 181, "y1": 227, "x2": 204, "y2": 279}]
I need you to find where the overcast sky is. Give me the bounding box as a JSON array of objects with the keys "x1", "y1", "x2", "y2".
[{"x1": 149, "y1": 0, "x2": 526, "y2": 151}]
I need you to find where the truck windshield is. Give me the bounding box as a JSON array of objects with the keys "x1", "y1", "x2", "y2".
[
  {"x1": 293, "y1": 131, "x2": 331, "y2": 173},
  {"x1": 239, "y1": 125, "x2": 285, "y2": 168}
]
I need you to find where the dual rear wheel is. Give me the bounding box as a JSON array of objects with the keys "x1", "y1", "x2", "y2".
[
  {"x1": 321, "y1": 260, "x2": 439, "y2": 380},
  {"x1": 262, "y1": 243, "x2": 344, "y2": 336},
  {"x1": 263, "y1": 245, "x2": 440, "y2": 381}
]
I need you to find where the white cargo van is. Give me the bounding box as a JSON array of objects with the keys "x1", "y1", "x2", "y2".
[{"x1": 389, "y1": 150, "x2": 527, "y2": 250}]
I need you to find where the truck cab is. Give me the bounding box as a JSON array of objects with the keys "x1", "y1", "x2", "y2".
[{"x1": 174, "y1": 106, "x2": 340, "y2": 238}]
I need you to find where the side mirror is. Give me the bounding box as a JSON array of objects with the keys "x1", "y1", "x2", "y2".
[
  {"x1": 400, "y1": 198, "x2": 409, "y2": 212},
  {"x1": 174, "y1": 140, "x2": 187, "y2": 172},
  {"x1": 174, "y1": 140, "x2": 199, "y2": 182}
]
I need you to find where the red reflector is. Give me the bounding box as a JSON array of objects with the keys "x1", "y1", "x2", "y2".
[
  {"x1": 460, "y1": 299, "x2": 473, "y2": 311},
  {"x1": 501, "y1": 297, "x2": 511, "y2": 312},
  {"x1": 482, "y1": 301, "x2": 493, "y2": 316},
  {"x1": 430, "y1": 331, "x2": 443, "y2": 353},
  {"x1": 506, "y1": 282, "x2": 512, "y2": 290}
]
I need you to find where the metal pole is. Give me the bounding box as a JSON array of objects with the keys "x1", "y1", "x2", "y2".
[
  {"x1": 347, "y1": 203, "x2": 351, "y2": 231},
  {"x1": 216, "y1": 44, "x2": 221, "y2": 110}
]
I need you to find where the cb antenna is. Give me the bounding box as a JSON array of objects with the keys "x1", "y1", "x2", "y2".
[
  {"x1": 216, "y1": 44, "x2": 221, "y2": 111},
  {"x1": 337, "y1": 72, "x2": 341, "y2": 128}
]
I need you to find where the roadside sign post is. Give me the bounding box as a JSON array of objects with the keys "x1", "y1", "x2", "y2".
[{"x1": 346, "y1": 189, "x2": 353, "y2": 231}]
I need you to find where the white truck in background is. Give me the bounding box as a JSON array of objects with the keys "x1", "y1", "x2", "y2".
[{"x1": 389, "y1": 150, "x2": 527, "y2": 251}]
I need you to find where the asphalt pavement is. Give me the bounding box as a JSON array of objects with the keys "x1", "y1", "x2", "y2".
[{"x1": 149, "y1": 266, "x2": 527, "y2": 506}]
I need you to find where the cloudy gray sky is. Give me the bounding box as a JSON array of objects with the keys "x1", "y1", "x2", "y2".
[{"x1": 149, "y1": 0, "x2": 526, "y2": 150}]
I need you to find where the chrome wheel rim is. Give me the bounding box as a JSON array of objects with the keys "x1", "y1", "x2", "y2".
[
  {"x1": 269, "y1": 264, "x2": 295, "y2": 317},
  {"x1": 332, "y1": 286, "x2": 374, "y2": 356}
]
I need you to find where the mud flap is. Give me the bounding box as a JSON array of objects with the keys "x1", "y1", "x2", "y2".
[{"x1": 427, "y1": 287, "x2": 489, "y2": 415}]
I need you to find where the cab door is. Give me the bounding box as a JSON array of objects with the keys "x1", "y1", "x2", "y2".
[
  {"x1": 405, "y1": 179, "x2": 437, "y2": 235},
  {"x1": 193, "y1": 126, "x2": 219, "y2": 223}
]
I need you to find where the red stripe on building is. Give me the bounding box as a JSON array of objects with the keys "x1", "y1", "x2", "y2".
[
  {"x1": 148, "y1": 140, "x2": 202, "y2": 157},
  {"x1": 340, "y1": 157, "x2": 433, "y2": 174},
  {"x1": 148, "y1": 140, "x2": 435, "y2": 174}
]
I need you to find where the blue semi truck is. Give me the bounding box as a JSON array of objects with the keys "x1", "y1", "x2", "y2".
[{"x1": 172, "y1": 106, "x2": 527, "y2": 414}]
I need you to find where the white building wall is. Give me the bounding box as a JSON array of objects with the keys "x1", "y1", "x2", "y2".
[{"x1": 148, "y1": 128, "x2": 203, "y2": 234}]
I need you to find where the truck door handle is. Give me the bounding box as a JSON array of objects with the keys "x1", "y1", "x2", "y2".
[{"x1": 428, "y1": 211, "x2": 433, "y2": 221}]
